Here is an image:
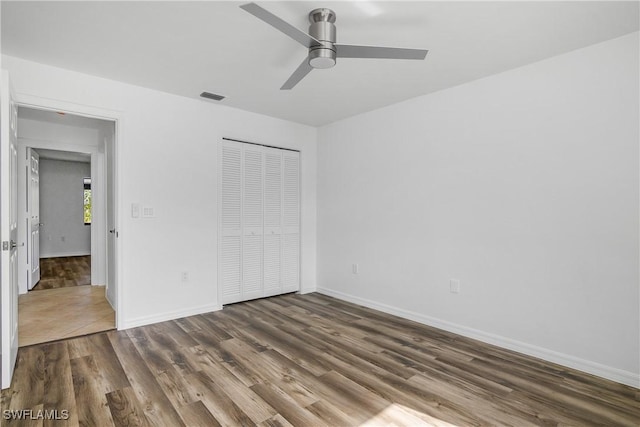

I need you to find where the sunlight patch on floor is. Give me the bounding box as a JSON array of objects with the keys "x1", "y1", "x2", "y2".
[{"x1": 360, "y1": 403, "x2": 460, "y2": 427}]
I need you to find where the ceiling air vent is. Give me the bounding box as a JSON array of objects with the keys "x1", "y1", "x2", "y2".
[{"x1": 200, "y1": 91, "x2": 225, "y2": 101}]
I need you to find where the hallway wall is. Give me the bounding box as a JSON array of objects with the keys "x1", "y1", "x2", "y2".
[{"x1": 39, "y1": 159, "x2": 91, "y2": 258}]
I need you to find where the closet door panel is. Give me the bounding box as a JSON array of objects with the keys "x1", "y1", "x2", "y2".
[
  {"x1": 282, "y1": 151, "x2": 300, "y2": 292},
  {"x1": 263, "y1": 234, "x2": 281, "y2": 296},
  {"x1": 221, "y1": 236, "x2": 241, "y2": 303},
  {"x1": 282, "y1": 233, "x2": 299, "y2": 292},
  {"x1": 282, "y1": 152, "x2": 300, "y2": 231},
  {"x1": 242, "y1": 145, "x2": 264, "y2": 300},
  {"x1": 263, "y1": 148, "x2": 282, "y2": 294},
  {"x1": 243, "y1": 147, "x2": 263, "y2": 230},
  {"x1": 220, "y1": 142, "x2": 242, "y2": 304},
  {"x1": 242, "y1": 233, "x2": 263, "y2": 299}
]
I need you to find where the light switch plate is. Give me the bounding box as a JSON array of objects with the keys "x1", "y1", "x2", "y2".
[
  {"x1": 131, "y1": 203, "x2": 140, "y2": 218},
  {"x1": 450, "y1": 279, "x2": 461, "y2": 294}
]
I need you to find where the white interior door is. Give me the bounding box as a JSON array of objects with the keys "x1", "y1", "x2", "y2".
[
  {"x1": 106, "y1": 126, "x2": 117, "y2": 308},
  {"x1": 1, "y1": 71, "x2": 19, "y2": 389},
  {"x1": 28, "y1": 149, "x2": 40, "y2": 288}
]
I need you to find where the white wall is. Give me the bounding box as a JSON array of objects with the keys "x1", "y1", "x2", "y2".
[
  {"x1": 2, "y1": 55, "x2": 318, "y2": 328},
  {"x1": 38, "y1": 159, "x2": 91, "y2": 258},
  {"x1": 317, "y1": 33, "x2": 639, "y2": 387}
]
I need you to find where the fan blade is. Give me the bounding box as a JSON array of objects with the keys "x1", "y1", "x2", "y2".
[
  {"x1": 240, "y1": 3, "x2": 321, "y2": 48},
  {"x1": 336, "y1": 44, "x2": 428, "y2": 60},
  {"x1": 281, "y1": 57, "x2": 313, "y2": 90}
]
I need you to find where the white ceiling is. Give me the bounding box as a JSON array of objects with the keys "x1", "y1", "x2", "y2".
[
  {"x1": 34, "y1": 148, "x2": 91, "y2": 164},
  {"x1": 2, "y1": 1, "x2": 638, "y2": 126}
]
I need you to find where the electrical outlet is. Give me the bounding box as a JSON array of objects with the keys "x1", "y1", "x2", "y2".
[
  {"x1": 352, "y1": 264, "x2": 359, "y2": 274},
  {"x1": 131, "y1": 203, "x2": 140, "y2": 218},
  {"x1": 181, "y1": 271, "x2": 189, "y2": 282},
  {"x1": 450, "y1": 279, "x2": 460, "y2": 294}
]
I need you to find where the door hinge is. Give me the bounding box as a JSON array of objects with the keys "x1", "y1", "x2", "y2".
[{"x1": 2, "y1": 241, "x2": 8, "y2": 251}]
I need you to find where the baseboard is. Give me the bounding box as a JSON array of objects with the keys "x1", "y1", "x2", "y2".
[
  {"x1": 299, "y1": 286, "x2": 317, "y2": 295},
  {"x1": 317, "y1": 287, "x2": 639, "y2": 389},
  {"x1": 120, "y1": 303, "x2": 222, "y2": 330},
  {"x1": 40, "y1": 252, "x2": 91, "y2": 259}
]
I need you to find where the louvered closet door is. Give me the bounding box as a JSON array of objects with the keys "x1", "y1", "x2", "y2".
[
  {"x1": 219, "y1": 140, "x2": 299, "y2": 305},
  {"x1": 241, "y1": 145, "x2": 264, "y2": 301},
  {"x1": 263, "y1": 148, "x2": 282, "y2": 297},
  {"x1": 220, "y1": 142, "x2": 243, "y2": 304},
  {"x1": 282, "y1": 151, "x2": 300, "y2": 293}
]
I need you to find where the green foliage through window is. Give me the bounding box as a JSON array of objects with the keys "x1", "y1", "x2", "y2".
[{"x1": 84, "y1": 178, "x2": 92, "y2": 225}]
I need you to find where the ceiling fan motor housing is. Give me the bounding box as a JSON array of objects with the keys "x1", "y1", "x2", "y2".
[{"x1": 308, "y1": 8, "x2": 337, "y2": 69}]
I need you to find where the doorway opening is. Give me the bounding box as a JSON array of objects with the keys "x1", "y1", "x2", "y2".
[{"x1": 16, "y1": 107, "x2": 117, "y2": 346}]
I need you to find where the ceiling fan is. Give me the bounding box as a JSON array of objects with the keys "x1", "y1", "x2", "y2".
[{"x1": 240, "y1": 3, "x2": 429, "y2": 90}]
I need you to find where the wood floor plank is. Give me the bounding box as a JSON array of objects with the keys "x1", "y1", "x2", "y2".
[
  {"x1": 250, "y1": 382, "x2": 325, "y2": 427},
  {"x1": 305, "y1": 324, "x2": 416, "y2": 379},
  {"x1": 69, "y1": 356, "x2": 115, "y2": 427},
  {"x1": 3, "y1": 292, "x2": 638, "y2": 427},
  {"x1": 178, "y1": 314, "x2": 233, "y2": 342},
  {"x1": 304, "y1": 400, "x2": 357, "y2": 427},
  {"x1": 220, "y1": 338, "x2": 274, "y2": 384},
  {"x1": 155, "y1": 366, "x2": 200, "y2": 408},
  {"x1": 66, "y1": 336, "x2": 95, "y2": 360},
  {"x1": 189, "y1": 370, "x2": 257, "y2": 427},
  {"x1": 315, "y1": 343, "x2": 483, "y2": 426},
  {"x1": 148, "y1": 320, "x2": 199, "y2": 349},
  {"x1": 5, "y1": 346, "x2": 45, "y2": 411},
  {"x1": 247, "y1": 299, "x2": 311, "y2": 330},
  {"x1": 129, "y1": 325, "x2": 200, "y2": 378},
  {"x1": 42, "y1": 342, "x2": 79, "y2": 427},
  {"x1": 85, "y1": 333, "x2": 130, "y2": 392},
  {"x1": 239, "y1": 320, "x2": 334, "y2": 376},
  {"x1": 187, "y1": 350, "x2": 277, "y2": 424},
  {"x1": 284, "y1": 296, "x2": 362, "y2": 323},
  {"x1": 105, "y1": 387, "x2": 151, "y2": 427},
  {"x1": 108, "y1": 330, "x2": 186, "y2": 427},
  {"x1": 177, "y1": 400, "x2": 222, "y2": 427},
  {"x1": 258, "y1": 413, "x2": 294, "y2": 427}
]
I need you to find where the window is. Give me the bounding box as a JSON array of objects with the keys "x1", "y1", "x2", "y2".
[{"x1": 83, "y1": 177, "x2": 92, "y2": 225}]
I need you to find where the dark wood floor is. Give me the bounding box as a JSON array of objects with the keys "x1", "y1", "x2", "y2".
[
  {"x1": 33, "y1": 256, "x2": 91, "y2": 291},
  {"x1": 2, "y1": 293, "x2": 638, "y2": 426}
]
